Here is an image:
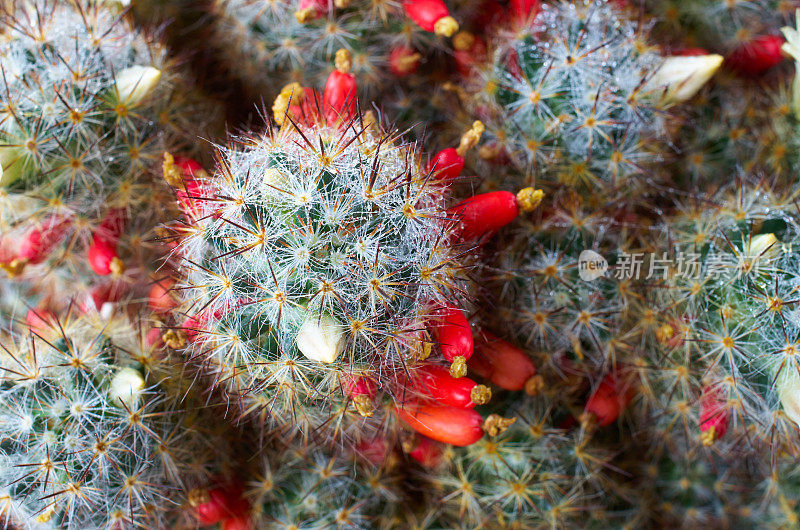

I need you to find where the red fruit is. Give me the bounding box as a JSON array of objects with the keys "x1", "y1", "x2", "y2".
[
  {"x1": 403, "y1": 0, "x2": 458, "y2": 36},
  {"x1": 426, "y1": 147, "x2": 464, "y2": 183},
  {"x1": 448, "y1": 191, "x2": 520, "y2": 243},
  {"x1": 584, "y1": 370, "x2": 635, "y2": 427},
  {"x1": 414, "y1": 364, "x2": 490, "y2": 408},
  {"x1": 16, "y1": 214, "x2": 72, "y2": 265},
  {"x1": 345, "y1": 373, "x2": 378, "y2": 416},
  {"x1": 452, "y1": 32, "x2": 487, "y2": 76},
  {"x1": 431, "y1": 303, "x2": 473, "y2": 370},
  {"x1": 81, "y1": 281, "x2": 125, "y2": 314},
  {"x1": 323, "y1": 50, "x2": 357, "y2": 126},
  {"x1": 508, "y1": 0, "x2": 541, "y2": 24},
  {"x1": 222, "y1": 515, "x2": 253, "y2": 530},
  {"x1": 192, "y1": 483, "x2": 249, "y2": 526},
  {"x1": 148, "y1": 278, "x2": 178, "y2": 313},
  {"x1": 397, "y1": 403, "x2": 483, "y2": 446},
  {"x1": 389, "y1": 45, "x2": 422, "y2": 77},
  {"x1": 87, "y1": 208, "x2": 127, "y2": 276},
  {"x1": 699, "y1": 385, "x2": 728, "y2": 445},
  {"x1": 472, "y1": 330, "x2": 540, "y2": 393},
  {"x1": 725, "y1": 35, "x2": 786, "y2": 77},
  {"x1": 406, "y1": 435, "x2": 444, "y2": 468}
]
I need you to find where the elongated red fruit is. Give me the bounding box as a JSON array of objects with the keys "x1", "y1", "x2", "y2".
[
  {"x1": 87, "y1": 207, "x2": 126, "y2": 275},
  {"x1": 414, "y1": 364, "x2": 490, "y2": 408},
  {"x1": 397, "y1": 403, "x2": 483, "y2": 446},
  {"x1": 431, "y1": 303, "x2": 473, "y2": 376},
  {"x1": 164, "y1": 154, "x2": 217, "y2": 221},
  {"x1": 26, "y1": 307, "x2": 55, "y2": 332},
  {"x1": 403, "y1": 0, "x2": 458, "y2": 36},
  {"x1": 472, "y1": 330, "x2": 540, "y2": 393},
  {"x1": 725, "y1": 35, "x2": 785, "y2": 77},
  {"x1": 449, "y1": 188, "x2": 542, "y2": 244},
  {"x1": 426, "y1": 148, "x2": 464, "y2": 182},
  {"x1": 699, "y1": 385, "x2": 728, "y2": 445},
  {"x1": 296, "y1": 0, "x2": 328, "y2": 21},
  {"x1": 323, "y1": 49, "x2": 357, "y2": 125},
  {"x1": 584, "y1": 370, "x2": 634, "y2": 427}
]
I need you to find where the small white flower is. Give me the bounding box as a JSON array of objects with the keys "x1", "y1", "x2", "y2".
[
  {"x1": 296, "y1": 313, "x2": 345, "y2": 364},
  {"x1": 109, "y1": 367, "x2": 145, "y2": 409},
  {"x1": 115, "y1": 65, "x2": 162, "y2": 106},
  {"x1": 646, "y1": 55, "x2": 723, "y2": 103}
]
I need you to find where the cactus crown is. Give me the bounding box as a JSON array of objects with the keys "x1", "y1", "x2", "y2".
[
  {"x1": 175, "y1": 113, "x2": 465, "y2": 423},
  {"x1": 0, "y1": 313, "x2": 168, "y2": 529},
  {"x1": 475, "y1": 0, "x2": 664, "y2": 190},
  {"x1": 0, "y1": 0, "x2": 165, "y2": 195}
]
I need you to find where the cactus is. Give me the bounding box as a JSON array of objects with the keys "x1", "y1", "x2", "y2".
[
  {"x1": 0, "y1": 310, "x2": 199, "y2": 528},
  {"x1": 164, "y1": 51, "x2": 540, "y2": 440},
  {"x1": 450, "y1": 0, "x2": 721, "y2": 194},
  {"x1": 207, "y1": 0, "x2": 459, "y2": 122},
  {"x1": 651, "y1": 181, "x2": 800, "y2": 446},
  {"x1": 0, "y1": 0, "x2": 220, "y2": 316}
]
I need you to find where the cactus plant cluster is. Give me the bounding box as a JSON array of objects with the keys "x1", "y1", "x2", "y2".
[
  {"x1": 0, "y1": 0, "x2": 221, "y2": 317},
  {"x1": 5, "y1": 0, "x2": 800, "y2": 528}
]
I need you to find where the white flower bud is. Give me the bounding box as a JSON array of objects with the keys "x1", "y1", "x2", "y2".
[
  {"x1": 0, "y1": 145, "x2": 25, "y2": 187},
  {"x1": 778, "y1": 372, "x2": 800, "y2": 426},
  {"x1": 115, "y1": 66, "x2": 162, "y2": 106},
  {"x1": 109, "y1": 367, "x2": 145, "y2": 409},
  {"x1": 296, "y1": 314, "x2": 345, "y2": 364},
  {"x1": 646, "y1": 55, "x2": 723, "y2": 103},
  {"x1": 747, "y1": 233, "x2": 778, "y2": 259}
]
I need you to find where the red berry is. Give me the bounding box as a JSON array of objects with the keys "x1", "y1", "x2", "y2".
[
  {"x1": 192, "y1": 484, "x2": 249, "y2": 526},
  {"x1": 508, "y1": 0, "x2": 541, "y2": 24},
  {"x1": 725, "y1": 35, "x2": 785, "y2": 77},
  {"x1": 472, "y1": 330, "x2": 539, "y2": 393},
  {"x1": 222, "y1": 514, "x2": 253, "y2": 530},
  {"x1": 426, "y1": 147, "x2": 464, "y2": 183},
  {"x1": 25, "y1": 307, "x2": 55, "y2": 332},
  {"x1": 323, "y1": 65, "x2": 357, "y2": 125},
  {"x1": 414, "y1": 364, "x2": 488, "y2": 408},
  {"x1": 406, "y1": 435, "x2": 444, "y2": 468},
  {"x1": 148, "y1": 278, "x2": 178, "y2": 313},
  {"x1": 403, "y1": 0, "x2": 454, "y2": 34},
  {"x1": 87, "y1": 208, "x2": 127, "y2": 276},
  {"x1": 448, "y1": 191, "x2": 520, "y2": 243},
  {"x1": 389, "y1": 45, "x2": 422, "y2": 77},
  {"x1": 699, "y1": 385, "x2": 728, "y2": 444},
  {"x1": 431, "y1": 303, "x2": 473, "y2": 365},
  {"x1": 17, "y1": 215, "x2": 72, "y2": 265},
  {"x1": 397, "y1": 403, "x2": 484, "y2": 446},
  {"x1": 584, "y1": 370, "x2": 634, "y2": 427}
]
